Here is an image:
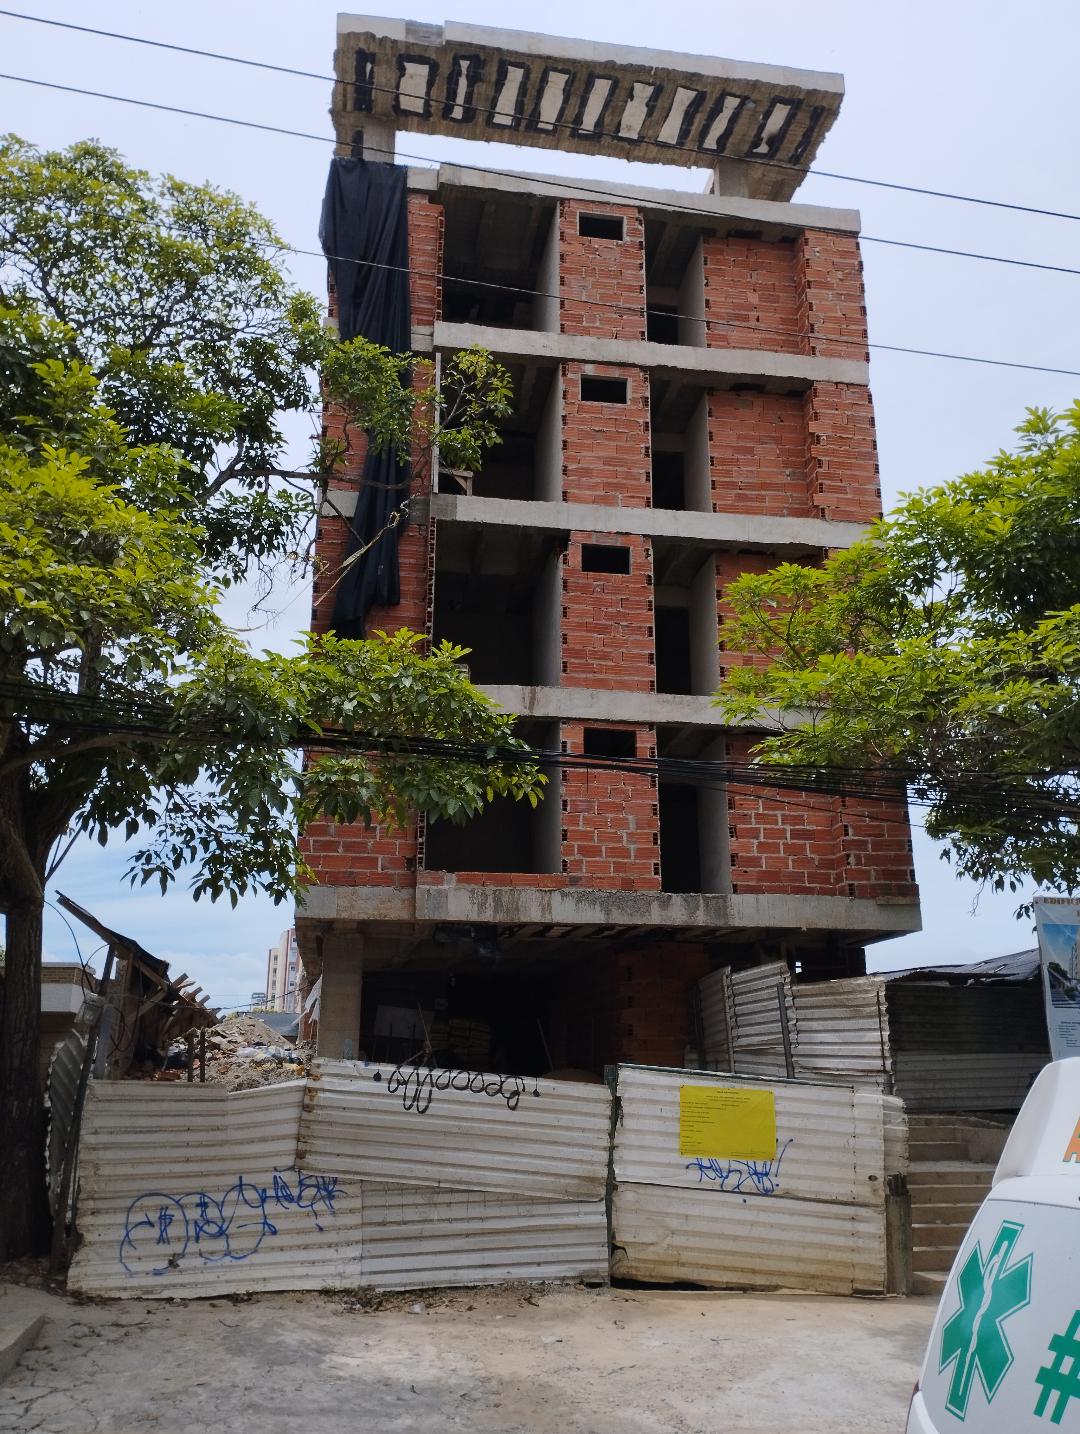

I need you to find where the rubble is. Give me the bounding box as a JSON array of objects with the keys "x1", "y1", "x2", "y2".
[{"x1": 151, "y1": 1012, "x2": 313, "y2": 1090}]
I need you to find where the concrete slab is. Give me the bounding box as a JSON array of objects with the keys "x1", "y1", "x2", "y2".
[
  {"x1": 0, "y1": 1280, "x2": 937, "y2": 1434},
  {"x1": 333, "y1": 17, "x2": 844, "y2": 200},
  {"x1": 0, "y1": 1284, "x2": 61, "y2": 1383}
]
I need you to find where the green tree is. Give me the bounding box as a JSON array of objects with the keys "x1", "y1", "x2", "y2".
[
  {"x1": 715, "y1": 404, "x2": 1080, "y2": 907},
  {"x1": 0, "y1": 139, "x2": 538, "y2": 1259}
]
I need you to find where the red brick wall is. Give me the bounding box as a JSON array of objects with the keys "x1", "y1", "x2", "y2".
[
  {"x1": 298, "y1": 817, "x2": 417, "y2": 887},
  {"x1": 561, "y1": 533, "x2": 654, "y2": 690},
  {"x1": 560, "y1": 722, "x2": 660, "y2": 890},
  {"x1": 795, "y1": 231, "x2": 869, "y2": 362},
  {"x1": 725, "y1": 735, "x2": 919, "y2": 900},
  {"x1": 558, "y1": 199, "x2": 645, "y2": 340},
  {"x1": 708, "y1": 390, "x2": 808, "y2": 516},
  {"x1": 702, "y1": 235, "x2": 800, "y2": 353},
  {"x1": 557, "y1": 944, "x2": 711, "y2": 1070},
  {"x1": 561, "y1": 362, "x2": 651, "y2": 507},
  {"x1": 839, "y1": 797, "x2": 918, "y2": 900},
  {"x1": 805, "y1": 383, "x2": 881, "y2": 523}
]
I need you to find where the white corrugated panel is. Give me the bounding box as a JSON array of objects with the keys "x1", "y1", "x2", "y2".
[
  {"x1": 793, "y1": 978, "x2": 891, "y2": 1087},
  {"x1": 730, "y1": 961, "x2": 795, "y2": 1052},
  {"x1": 893, "y1": 1052, "x2": 1046, "y2": 1112},
  {"x1": 698, "y1": 967, "x2": 733, "y2": 1070},
  {"x1": 611, "y1": 1183, "x2": 886, "y2": 1294},
  {"x1": 301, "y1": 1061, "x2": 611, "y2": 1200},
  {"x1": 47, "y1": 1029, "x2": 87, "y2": 1219},
  {"x1": 362, "y1": 1185, "x2": 608, "y2": 1290},
  {"x1": 882, "y1": 1094, "x2": 908, "y2": 1180},
  {"x1": 69, "y1": 1079, "x2": 362, "y2": 1298},
  {"x1": 613, "y1": 1065, "x2": 887, "y2": 1207}
]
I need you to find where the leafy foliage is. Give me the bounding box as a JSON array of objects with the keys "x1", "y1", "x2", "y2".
[
  {"x1": 0, "y1": 138, "x2": 537, "y2": 1256},
  {"x1": 715, "y1": 405, "x2": 1080, "y2": 902}
]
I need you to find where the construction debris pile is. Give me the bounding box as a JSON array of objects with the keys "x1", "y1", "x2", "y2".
[{"x1": 150, "y1": 1013, "x2": 312, "y2": 1090}]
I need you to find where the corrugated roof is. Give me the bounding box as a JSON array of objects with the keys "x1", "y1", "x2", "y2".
[{"x1": 878, "y1": 948, "x2": 1039, "y2": 984}]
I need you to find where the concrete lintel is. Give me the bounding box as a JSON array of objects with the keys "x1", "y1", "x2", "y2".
[
  {"x1": 432, "y1": 321, "x2": 869, "y2": 388},
  {"x1": 426, "y1": 491, "x2": 866, "y2": 552},
  {"x1": 297, "y1": 885, "x2": 416, "y2": 923},
  {"x1": 478, "y1": 684, "x2": 727, "y2": 727},
  {"x1": 413, "y1": 883, "x2": 921, "y2": 934},
  {"x1": 424, "y1": 163, "x2": 862, "y2": 235}
]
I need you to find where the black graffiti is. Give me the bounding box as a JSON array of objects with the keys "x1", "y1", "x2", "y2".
[{"x1": 383, "y1": 1060, "x2": 537, "y2": 1115}]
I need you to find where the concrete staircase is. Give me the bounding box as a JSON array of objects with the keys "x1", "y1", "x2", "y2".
[{"x1": 908, "y1": 1115, "x2": 1010, "y2": 1296}]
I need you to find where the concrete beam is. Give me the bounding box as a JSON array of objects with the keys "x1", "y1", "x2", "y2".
[
  {"x1": 477, "y1": 684, "x2": 724, "y2": 727},
  {"x1": 432, "y1": 321, "x2": 869, "y2": 387},
  {"x1": 424, "y1": 164, "x2": 861, "y2": 236},
  {"x1": 419, "y1": 492, "x2": 866, "y2": 552},
  {"x1": 414, "y1": 885, "x2": 921, "y2": 935},
  {"x1": 297, "y1": 882, "x2": 920, "y2": 936}
]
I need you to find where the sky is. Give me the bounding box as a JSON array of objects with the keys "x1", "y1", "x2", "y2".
[{"x1": 5, "y1": 0, "x2": 1079, "y2": 998}]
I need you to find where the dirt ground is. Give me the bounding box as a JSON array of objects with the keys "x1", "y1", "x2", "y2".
[{"x1": 0, "y1": 1279, "x2": 935, "y2": 1434}]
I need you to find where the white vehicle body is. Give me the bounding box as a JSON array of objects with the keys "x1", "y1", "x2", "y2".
[{"x1": 907, "y1": 1057, "x2": 1080, "y2": 1431}]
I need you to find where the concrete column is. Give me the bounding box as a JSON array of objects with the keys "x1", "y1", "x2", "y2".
[
  {"x1": 684, "y1": 392, "x2": 711, "y2": 512},
  {"x1": 677, "y1": 237, "x2": 705, "y2": 348},
  {"x1": 535, "y1": 207, "x2": 560, "y2": 332},
  {"x1": 710, "y1": 160, "x2": 752, "y2": 198},
  {"x1": 689, "y1": 555, "x2": 720, "y2": 696},
  {"x1": 535, "y1": 723, "x2": 563, "y2": 873},
  {"x1": 699, "y1": 735, "x2": 731, "y2": 893},
  {"x1": 532, "y1": 545, "x2": 564, "y2": 685},
  {"x1": 535, "y1": 372, "x2": 563, "y2": 503},
  {"x1": 351, "y1": 118, "x2": 396, "y2": 162},
  {"x1": 315, "y1": 932, "x2": 364, "y2": 1059}
]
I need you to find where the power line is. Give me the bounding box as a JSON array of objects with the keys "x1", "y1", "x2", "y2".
[
  {"x1": 4, "y1": 73, "x2": 1080, "y2": 378},
  {"x1": 4, "y1": 60, "x2": 1080, "y2": 290},
  {"x1": 5, "y1": 8, "x2": 1080, "y2": 225},
  {"x1": 303, "y1": 242, "x2": 1080, "y2": 378},
  {"x1": 4, "y1": 678, "x2": 1077, "y2": 832}
]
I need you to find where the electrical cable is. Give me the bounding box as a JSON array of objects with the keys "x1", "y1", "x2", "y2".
[
  {"x1": 5, "y1": 8, "x2": 1080, "y2": 225},
  {"x1": 4, "y1": 62, "x2": 1080, "y2": 289},
  {"x1": 3, "y1": 75, "x2": 1079, "y2": 376},
  {"x1": 4, "y1": 678, "x2": 1077, "y2": 830}
]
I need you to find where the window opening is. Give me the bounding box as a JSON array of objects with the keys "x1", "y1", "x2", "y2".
[
  {"x1": 578, "y1": 212, "x2": 625, "y2": 241},
  {"x1": 580, "y1": 375, "x2": 628, "y2": 404},
  {"x1": 582, "y1": 727, "x2": 636, "y2": 759},
  {"x1": 581, "y1": 543, "x2": 631, "y2": 574}
]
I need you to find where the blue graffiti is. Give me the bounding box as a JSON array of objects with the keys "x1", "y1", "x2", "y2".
[
  {"x1": 118, "y1": 1169, "x2": 343, "y2": 1276},
  {"x1": 685, "y1": 1138, "x2": 794, "y2": 1196}
]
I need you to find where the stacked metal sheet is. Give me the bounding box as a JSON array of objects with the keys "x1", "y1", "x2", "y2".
[{"x1": 793, "y1": 978, "x2": 891, "y2": 1088}]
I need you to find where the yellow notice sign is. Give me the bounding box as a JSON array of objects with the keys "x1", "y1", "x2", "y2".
[{"x1": 678, "y1": 1085, "x2": 777, "y2": 1160}]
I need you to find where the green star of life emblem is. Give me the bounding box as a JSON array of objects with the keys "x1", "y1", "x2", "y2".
[{"x1": 939, "y1": 1219, "x2": 1033, "y2": 1421}]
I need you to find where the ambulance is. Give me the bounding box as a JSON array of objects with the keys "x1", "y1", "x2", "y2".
[{"x1": 906, "y1": 1057, "x2": 1080, "y2": 1431}]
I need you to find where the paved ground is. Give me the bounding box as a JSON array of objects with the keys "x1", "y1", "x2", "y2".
[{"x1": 0, "y1": 1278, "x2": 935, "y2": 1434}]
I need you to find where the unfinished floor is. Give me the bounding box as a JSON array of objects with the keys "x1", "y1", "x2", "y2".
[{"x1": 1, "y1": 1279, "x2": 934, "y2": 1434}]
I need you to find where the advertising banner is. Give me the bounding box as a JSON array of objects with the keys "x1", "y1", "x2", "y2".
[{"x1": 1034, "y1": 896, "x2": 1080, "y2": 1059}]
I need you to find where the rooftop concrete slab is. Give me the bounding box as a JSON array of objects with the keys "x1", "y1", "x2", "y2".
[{"x1": 334, "y1": 16, "x2": 843, "y2": 200}]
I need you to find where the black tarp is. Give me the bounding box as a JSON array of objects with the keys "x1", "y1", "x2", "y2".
[{"x1": 319, "y1": 158, "x2": 412, "y2": 634}]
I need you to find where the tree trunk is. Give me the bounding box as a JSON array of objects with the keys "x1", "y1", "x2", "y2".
[{"x1": 0, "y1": 898, "x2": 50, "y2": 1259}]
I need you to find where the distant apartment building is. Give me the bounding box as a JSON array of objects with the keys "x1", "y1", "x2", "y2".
[
  {"x1": 295, "y1": 16, "x2": 921, "y2": 1068},
  {"x1": 265, "y1": 928, "x2": 300, "y2": 1013}
]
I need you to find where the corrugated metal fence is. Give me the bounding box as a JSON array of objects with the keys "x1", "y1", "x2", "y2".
[
  {"x1": 700, "y1": 965, "x2": 892, "y2": 1090},
  {"x1": 610, "y1": 1065, "x2": 906, "y2": 1295},
  {"x1": 67, "y1": 1062, "x2": 609, "y2": 1298},
  {"x1": 65, "y1": 1057, "x2": 906, "y2": 1300}
]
